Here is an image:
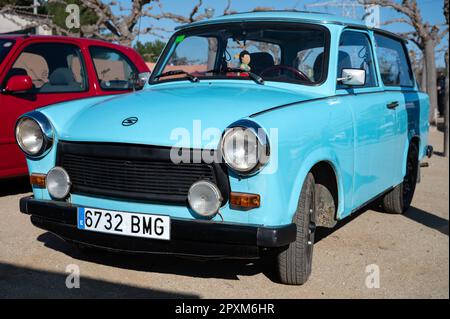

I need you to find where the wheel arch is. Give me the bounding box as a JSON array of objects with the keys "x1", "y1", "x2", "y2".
[
  {"x1": 402, "y1": 135, "x2": 420, "y2": 177},
  {"x1": 287, "y1": 149, "x2": 345, "y2": 225}
]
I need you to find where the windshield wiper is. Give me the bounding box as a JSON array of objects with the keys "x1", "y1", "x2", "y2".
[
  {"x1": 206, "y1": 67, "x2": 265, "y2": 85},
  {"x1": 155, "y1": 70, "x2": 199, "y2": 83}
]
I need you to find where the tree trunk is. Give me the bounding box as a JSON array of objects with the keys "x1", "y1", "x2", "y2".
[
  {"x1": 444, "y1": 50, "x2": 449, "y2": 157},
  {"x1": 120, "y1": 38, "x2": 133, "y2": 48},
  {"x1": 207, "y1": 38, "x2": 218, "y2": 70},
  {"x1": 420, "y1": 63, "x2": 427, "y2": 92},
  {"x1": 424, "y1": 39, "x2": 438, "y2": 125}
]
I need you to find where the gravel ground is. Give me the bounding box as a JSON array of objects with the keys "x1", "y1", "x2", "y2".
[{"x1": 0, "y1": 129, "x2": 448, "y2": 299}]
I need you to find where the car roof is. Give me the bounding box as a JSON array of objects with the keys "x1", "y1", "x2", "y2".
[
  {"x1": 0, "y1": 34, "x2": 130, "y2": 47},
  {"x1": 176, "y1": 10, "x2": 404, "y2": 42}
]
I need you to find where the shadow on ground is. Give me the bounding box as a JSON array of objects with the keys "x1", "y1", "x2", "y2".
[
  {"x1": 0, "y1": 176, "x2": 31, "y2": 197},
  {"x1": 0, "y1": 262, "x2": 199, "y2": 298},
  {"x1": 403, "y1": 206, "x2": 449, "y2": 236},
  {"x1": 34, "y1": 201, "x2": 448, "y2": 286},
  {"x1": 37, "y1": 232, "x2": 268, "y2": 282},
  {"x1": 34, "y1": 210, "x2": 375, "y2": 284},
  {"x1": 314, "y1": 203, "x2": 449, "y2": 242}
]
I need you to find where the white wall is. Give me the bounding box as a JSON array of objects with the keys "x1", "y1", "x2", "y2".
[{"x1": 0, "y1": 12, "x2": 52, "y2": 35}]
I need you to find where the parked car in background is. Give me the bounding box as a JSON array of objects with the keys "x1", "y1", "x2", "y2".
[
  {"x1": 0, "y1": 35, "x2": 150, "y2": 178},
  {"x1": 17, "y1": 11, "x2": 432, "y2": 285}
]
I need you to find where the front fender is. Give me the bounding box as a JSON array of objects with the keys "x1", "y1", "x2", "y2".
[
  {"x1": 246, "y1": 96, "x2": 354, "y2": 225},
  {"x1": 287, "y1": 148, "x2": 346, "y2": 221}
]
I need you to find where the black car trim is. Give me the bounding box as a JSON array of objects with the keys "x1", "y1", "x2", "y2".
[
  {"x1": 56, "y1": 141, "x2": 231, "y2": 206},
  {"x1": 20, "y1": 196, "x2": 297, "y2": 258},
  {"x1": 249, "y1": 89, "x2": 420, "y2": 118}
]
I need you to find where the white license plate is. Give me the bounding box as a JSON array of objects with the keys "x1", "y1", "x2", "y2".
[{"x1": 77, "y1": 207, "x2": 170, "y2": 240}]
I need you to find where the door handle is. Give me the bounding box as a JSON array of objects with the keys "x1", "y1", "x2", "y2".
[{"x1": 386, "y1": 101, "x2": 399, "y2": 109}]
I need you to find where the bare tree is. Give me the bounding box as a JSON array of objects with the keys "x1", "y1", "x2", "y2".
[
  {"x1": 146, "y1": 0, "x2": 238, "y2": 68},
  {"x1": 0, "y1": 1, "x2": 171, "y2": 46},
  {"x1": 359, "y1": 0, "x2": 449, "y2": 125},
  {"x1": 146, "y1": 0, "x2": 236, "y2": 24}
]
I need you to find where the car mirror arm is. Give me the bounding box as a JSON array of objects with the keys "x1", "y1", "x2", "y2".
[{"x1": 337, "y1": 74, "x2": 353, "y2": 83}]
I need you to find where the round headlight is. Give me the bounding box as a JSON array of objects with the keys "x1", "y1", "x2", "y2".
[
  {"x1": 15, "y1": 112, "x2": 53, "y2": 157},
  {"x1": 188, "y1": 180, "x2": 223, "y2": 217},
  {"x1": 221, "y1": 126, "x2": 269, "y2": 174},
  {"x1": 46, "y1": 167, "x2": 71, "y2": 199},
  {"x1": 15, "y1": 118, "x2": 44, "y2": 156}
]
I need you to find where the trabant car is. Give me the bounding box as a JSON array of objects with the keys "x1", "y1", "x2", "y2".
[
  {"x1": 0, "y1": 35, "x2": 149, "y2": 178},
  {"x1": 17, "y1": 11, "x2": 432, "y2": 285}
]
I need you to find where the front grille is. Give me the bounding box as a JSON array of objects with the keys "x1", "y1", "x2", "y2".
[{"x1": 57, "y1": 142, "x2": 229, "y2": 205}]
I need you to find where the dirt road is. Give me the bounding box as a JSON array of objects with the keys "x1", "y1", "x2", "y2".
[{"x1": 0, "y1": 130, "x2": 448, "y2": 298}]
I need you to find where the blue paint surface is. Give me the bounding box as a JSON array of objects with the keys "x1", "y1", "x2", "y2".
[{"x1": 24, "y1": 16, "x2": 430, "y2": 227}]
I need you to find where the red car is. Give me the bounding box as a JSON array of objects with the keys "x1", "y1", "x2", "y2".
[{"x1": 0, "y1": 35, "x2": 150, "y2": 179}]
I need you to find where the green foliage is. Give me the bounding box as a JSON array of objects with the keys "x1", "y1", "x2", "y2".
[{"x1": 134, "y1": 40, "x2": 166, "y2": 62}]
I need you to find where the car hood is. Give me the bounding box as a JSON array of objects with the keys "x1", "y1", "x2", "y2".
[{"x1": 55, "y1": 82, "x2": 322, "y2": 149}]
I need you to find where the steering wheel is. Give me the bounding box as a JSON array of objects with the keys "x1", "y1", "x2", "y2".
[{"x1": 260, "y1": 65, "x2": 311, "y2": 83}]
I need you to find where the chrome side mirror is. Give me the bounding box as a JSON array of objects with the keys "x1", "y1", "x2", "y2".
[
  {"x1": 137, "y1": 72, "x2": 151, "y2": 87},
  {"x1": 337, "y1": 69, "x2": 366, "y2": 86},
  {"x1": 130, "y1": 72, "x2": 151, "y2": 91}
]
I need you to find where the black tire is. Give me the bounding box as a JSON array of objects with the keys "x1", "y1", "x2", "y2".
[
  {"x1": 382, "y1": 143, "x2": 419, "y2": 214},
  {"x1": 275, "y1": 172, "x2": 316, "y2": 285}
]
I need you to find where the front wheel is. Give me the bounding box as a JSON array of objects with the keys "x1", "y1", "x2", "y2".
[
  {"x1": 274, "y1": 173, "x2": 316, "y2": 285},
  {"x1": 382, "y1": 143, "x2": 419, "y2": 214}
]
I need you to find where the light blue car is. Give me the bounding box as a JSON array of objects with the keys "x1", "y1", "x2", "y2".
[{"x1": 17, "y1": 11, "x2": 432, "y2": 285}]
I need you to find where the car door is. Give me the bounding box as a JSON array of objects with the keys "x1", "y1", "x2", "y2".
[
  {"x1": 88, "y1": 45, "x2": 141, "y2": 94},
  {"x1": 336, "y1": 29, "x2": 398, "y2": 209},
  {"x1": 373, "y1": 32, "x2": 419, "y2": 186},
  {"x1": 0, "y1": 40, "x2": 94, "y2": 177}
]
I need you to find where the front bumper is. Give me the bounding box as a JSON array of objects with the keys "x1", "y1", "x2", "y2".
[{"x1": 20, "y1": 196, "x2": 296, "y2": 259}]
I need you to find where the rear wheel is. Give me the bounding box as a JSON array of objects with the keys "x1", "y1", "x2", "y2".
[
  {"x1": 275, "y1": 173, "x2": 316, "y2": 285},
  {"x1": 382, "y1": 143, "x2": 419, "y2": 214}
]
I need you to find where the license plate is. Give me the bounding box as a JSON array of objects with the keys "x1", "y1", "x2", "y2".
[{"x1": 77, "y1": 207, "x2": 170, "y2": 240}]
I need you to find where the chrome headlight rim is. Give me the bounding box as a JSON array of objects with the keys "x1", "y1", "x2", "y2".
[
  {"x1": 188, "y1": 180, "x2": 223, "y2": 217},
  {"x1": 15, "y1": 111, "x2": 54, "y2": 158},
  {"x1": 46, "y1": 166, "x2": 71, "y2": 200},
  {"x1": 220, "y1": 120, "x2": 270, "y2": 176}
]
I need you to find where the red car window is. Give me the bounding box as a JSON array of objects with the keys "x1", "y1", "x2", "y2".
[
  {"x1": 9, "y1": 42, "x2": 88, "y2": 93},
  {"x1": 89, "y1": 46, "x2": 138, "y2": 91}
]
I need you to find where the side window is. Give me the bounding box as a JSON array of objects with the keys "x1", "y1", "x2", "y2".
[
  {"x1": 374, "y1": 34, "x2": 414, "y2": 87},
  {"x1": 8, "y1": 43, "x2": 87, "y2": 93},
  {"x1": 337, "y1": 31, "x2": 377, "y2": 88},
  {"x1": 90, "y1": 46, "x2": 137, "y2": 90}
]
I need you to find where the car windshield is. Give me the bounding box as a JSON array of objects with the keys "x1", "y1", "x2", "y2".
[
  {"x1": 150, "y1": 22, "x2": 329, "y2": 85},
  {"x1": 0, "y1": 39, "x2": 15, "y2": 64}
]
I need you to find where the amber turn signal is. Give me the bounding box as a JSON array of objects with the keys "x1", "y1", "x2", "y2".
[
  {"x1": 229, "y1": 192, "x2": 260, "y2": 210},
  {"x1": 30, "y1": 173, "x2": 46, "y2": 188}
]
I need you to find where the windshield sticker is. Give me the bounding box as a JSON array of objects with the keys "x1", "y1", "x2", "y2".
[
  {"x1": 3, "y1": 42, "x2": 12, "y2": 48},
  {"x1": 175, "y1": 35, "x2": 186, "y2": 44}
]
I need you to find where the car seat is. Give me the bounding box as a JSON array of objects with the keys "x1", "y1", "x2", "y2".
[
  {"x1": 249, "y1": 52, "x2": 275, "y2": 75},
  {"x1": 313, "y1": 51, "x2": 353, "y2": 83},
  {"x1": 40, "y1": 68, "x2": 81, "y2": 92}
]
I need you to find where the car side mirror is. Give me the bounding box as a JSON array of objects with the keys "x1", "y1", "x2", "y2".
[
  {"x1": 130, "y1": 72, "x2": 151, "y2": 91},
  {"x1": 337, "y1": 69, "x2": 365, "y2": 86},
  {"x1": 5, "y1": 75, "x2": 33, "y2": 93}
]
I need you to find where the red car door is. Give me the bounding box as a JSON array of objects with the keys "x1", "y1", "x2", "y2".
[{"x1": 0, "y1": 39, "x2": 95, "y2": 178}]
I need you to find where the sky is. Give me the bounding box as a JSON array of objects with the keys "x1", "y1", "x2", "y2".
[{"x1": 116, "y1": 0, "x2": 448, "y2": 66}]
